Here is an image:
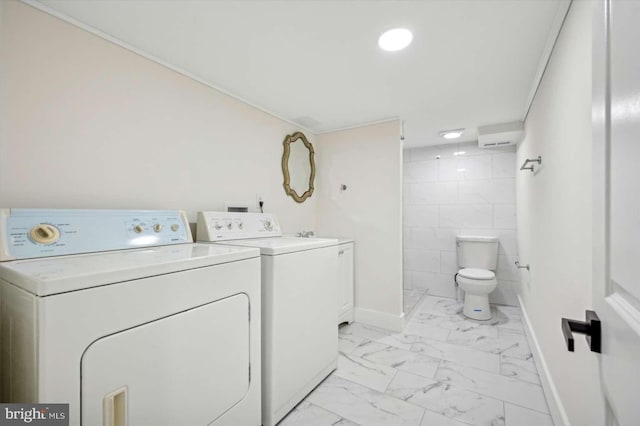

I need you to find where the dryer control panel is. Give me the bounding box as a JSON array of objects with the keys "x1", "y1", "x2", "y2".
[
  {"x1": 0, "y1": 209, "x2": 192, "y2": 261},
  {"x1": 197, "y1": 211, "x2": 281, "y2": 241}
]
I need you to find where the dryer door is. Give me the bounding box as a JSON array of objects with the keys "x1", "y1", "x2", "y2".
[{"x1": 81, "y1": 293, "x2": 250, "y2": 426}]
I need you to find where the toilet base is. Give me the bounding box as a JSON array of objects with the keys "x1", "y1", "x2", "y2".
[{"x1": 462, "y1": 293, "x2": 491, "y2": 320}]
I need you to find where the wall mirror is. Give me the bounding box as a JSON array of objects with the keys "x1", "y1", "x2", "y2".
[{"x1": 282, "y1": 131, "x2": 315, "y2": 203}]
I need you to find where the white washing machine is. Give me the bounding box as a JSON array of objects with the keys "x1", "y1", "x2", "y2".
[
  {"x1": 196, "y1": 211, "x2": 338, "y2": 426},
  {"x1": 0, "y1": 208, "x2": 261, "y2": 426}
]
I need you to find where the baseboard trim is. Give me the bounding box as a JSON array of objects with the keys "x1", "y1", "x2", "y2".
[
  {"x1": 354, "y1": 307, "x2": 405, "y2": 332},
  {"x1": 518, "y1": 294, "x2": 570, "y2": 426}
]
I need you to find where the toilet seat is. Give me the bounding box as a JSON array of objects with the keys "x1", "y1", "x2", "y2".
[
  {"x1": 457, "y1": 268, "x2": 495, "y2": 280},
  {"x1": 456, "y1": 274, "x2": 497, "y2": 290}
]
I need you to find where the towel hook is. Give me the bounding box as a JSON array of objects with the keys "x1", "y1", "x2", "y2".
[{"x1": 520, "y1": 156, "x2": 542, "y2": 172}]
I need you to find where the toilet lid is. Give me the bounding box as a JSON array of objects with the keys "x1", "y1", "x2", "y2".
[{"x1": 458, "y1": 268, "x2": 495, "y2": 280}]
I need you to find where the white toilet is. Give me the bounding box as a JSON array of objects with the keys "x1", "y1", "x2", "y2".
[{"x1": 455, "y1": 235, "x2": 499, "y2": 320}]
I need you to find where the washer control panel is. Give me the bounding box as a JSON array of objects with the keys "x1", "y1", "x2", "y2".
[
  {"x1": 197, "y1": 211, "x2": 281, "y2": 241},
  {"x1": 0, "y1": 209, "x2": 192, "y2": 261}
]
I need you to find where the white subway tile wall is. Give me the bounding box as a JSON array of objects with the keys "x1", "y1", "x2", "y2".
[{"x1": 403, "y1": 142, "x2": 519, "y2": 310}]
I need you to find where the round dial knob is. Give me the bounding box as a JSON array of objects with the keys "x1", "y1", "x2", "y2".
[
  {"x1": 153, "y1": 224, "x2": 163, "y2": 233},
  {"x1": 170, "y1": 224, "x2": 180, "y2": 232},
  {"x1": 214, "y1": 222, "x2": 223, "y2": 231},
  {"x1": 133, "y1": 225, "x2": 144, "y2": 234},
  {"x1": 29, "y1": 224, "x2": 60, "y2": 245},
  {"x1": 264, "y1": 220, "x2": 273, "y2": 231},
  {"x1": 238, "y1": 222, "x2": 244, "y2": 230},
  {"x1": 226, "y1": 222, "x2": 233, "y2": 230}
]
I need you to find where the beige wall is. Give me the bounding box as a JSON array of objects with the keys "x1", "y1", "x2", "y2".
[
  {"x1": 0, "y1": 0, "x2": 315, "y2": 232},
  {"x1": 516, "y1": 1, "x2": 604, "y2": 425},
  {"x1": 316, "y1": 121, "x2": 404, "y2": 331}
]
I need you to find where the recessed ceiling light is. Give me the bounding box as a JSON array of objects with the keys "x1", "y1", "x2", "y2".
[
  {"x1": 453, "y1": 151, "x2": 466, "y2": 156},
  {"x1": 440, "y1": 129, "x2": 465, "y2": 139},
  {"x1": 378, "y1": 28, "x2": 413, "y2": 52}
]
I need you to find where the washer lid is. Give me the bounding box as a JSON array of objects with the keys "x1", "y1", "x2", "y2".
[
  {"x1": 217, "y1": 236, "x2": 338, "y2": 256},
  {"x1": 0, "y1": 243, "x2": 260, "y2": 296},
  {"x1": 458, "y1": 268, "x2": 495, "y2": 280}
]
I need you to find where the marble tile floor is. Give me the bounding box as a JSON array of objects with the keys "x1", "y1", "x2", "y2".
[{"x1": 279, "y1": 295, "x2": 554, "y2": 426}]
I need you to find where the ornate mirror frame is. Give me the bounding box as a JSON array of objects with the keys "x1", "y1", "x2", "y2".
[{"x1": 282, "y1": 131, "x2": 315, "y2": 203}]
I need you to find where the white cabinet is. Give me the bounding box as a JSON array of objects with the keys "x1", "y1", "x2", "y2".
[{"x1": 338, "y1": 241, "x2": 354, "y2": 325}]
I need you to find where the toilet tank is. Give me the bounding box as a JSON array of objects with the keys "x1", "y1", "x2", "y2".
[{"x1": 456, "y1": 236, "x2": 499, "y2": 270}]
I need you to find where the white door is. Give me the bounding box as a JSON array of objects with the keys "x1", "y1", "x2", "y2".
[
  {"x1": 593, "y1": 1, "x2": 640, "y2": 425},
  {"x1": 81, "y1": 294, "x2": 250, "y2": 426}
]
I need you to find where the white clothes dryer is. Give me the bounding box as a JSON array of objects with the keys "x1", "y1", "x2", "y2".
[
  {"x1": 197, "y1": 212, "x2": 338, "y2": 426},
  {"x1": 0, "y1": 209, "x2": 261, "y2": 426}
]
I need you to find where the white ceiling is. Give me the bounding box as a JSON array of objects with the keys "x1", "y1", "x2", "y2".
[{"x1": 30, "y1": 0, "x2": 568, "y2": 148}]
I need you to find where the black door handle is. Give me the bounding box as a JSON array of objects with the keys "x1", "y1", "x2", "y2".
[{"x1": 561, "y1": 310, "x2": 601, "y2": 353}]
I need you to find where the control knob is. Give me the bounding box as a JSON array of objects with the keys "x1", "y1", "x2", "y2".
[
  {"x1": 170, "y1": 224, "x2": 180, "y2": 232},
  {"x1": 133, "y1": 225, "x2": 144, "y2": 234},
  {"x1": 153, "y1": 224, "x2": 163, "y2": 233},
  {"x1": 29, "y1": 224, "x2": 60, "y2": 245},
  {"x1": 214, "y1": 222, "x2": 223, "y2": 231}
]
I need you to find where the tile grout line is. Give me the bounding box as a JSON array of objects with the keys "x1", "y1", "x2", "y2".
[
  {"x1": 433, "y1": 356, "x2": 444, "y2": 380},
  {"x1": 382, "y1": 368, "x2": 399, "y2": 394},
  {"x1": 503, "y1": 400, "x2": 554, "y2": 417},
  {"x1": 312, "y1": 374, "x2": 429, "y2": 424},
  {"x1": 416, "y1": 400, "x2": 427, "y2": 426},
  {"x1": 422, "y1": 406, "x2": 476, "y2": 426},
  {"x1": 500, "y1": 399, "x2": 508, "y2": 426},
  {"x1": 434, "y1": 357, "x2": 443, "y2": 379},
  {"x1": 303, "y1": 400, "x2": 365, "y2": 426}
]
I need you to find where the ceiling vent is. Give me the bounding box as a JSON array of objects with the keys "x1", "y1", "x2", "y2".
[{"x1": 477, "y1": 121, "x2": 525, "y2": 148}]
